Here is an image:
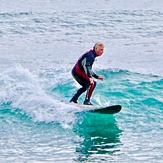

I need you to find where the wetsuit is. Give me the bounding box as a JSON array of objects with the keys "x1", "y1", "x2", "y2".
[{"x1": 70, "y1": 49, "x2": 99, "y2": 103}]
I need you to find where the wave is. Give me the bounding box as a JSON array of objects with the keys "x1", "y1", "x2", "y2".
[{"x1": 0, "y1": 65, "x2": 162, "y2": 128}]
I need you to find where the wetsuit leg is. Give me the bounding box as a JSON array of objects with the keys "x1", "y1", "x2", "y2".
[
  {"x1": 70, "y1": 87, "x2": 87, "y2": 103},
  {"x1": 85, "y1": 80, "x2": 96, "y2": 100},
  {"x1": 70, "y1": 74, "x2": 90, "y2": 103}
]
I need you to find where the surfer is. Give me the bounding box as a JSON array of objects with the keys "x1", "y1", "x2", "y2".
[{"x1": 70, "y1": 42, "x2": 105, "y2": 105}]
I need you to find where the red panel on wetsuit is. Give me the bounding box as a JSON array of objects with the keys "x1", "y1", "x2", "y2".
[{"x1": 75, "y1": 62, "x2": 90, "y2": 81}]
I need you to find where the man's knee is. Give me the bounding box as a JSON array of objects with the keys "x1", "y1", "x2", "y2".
[{"x1": 92, "y1": 80, "x2": 97, "y2": 88}]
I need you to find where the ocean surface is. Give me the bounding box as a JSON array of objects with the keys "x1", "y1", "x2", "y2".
[{"x1": 0, "y1": 0, "x2": 163, "y2": 162}]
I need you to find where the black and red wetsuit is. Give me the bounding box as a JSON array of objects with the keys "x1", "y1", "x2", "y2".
[{"x1": 71, "y1": 49, "x2": 99, "y2": 102}]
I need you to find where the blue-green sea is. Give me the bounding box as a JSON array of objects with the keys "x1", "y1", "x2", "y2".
[{"x1": 0, "y1": 0, "x2": 163, "y2": 162}]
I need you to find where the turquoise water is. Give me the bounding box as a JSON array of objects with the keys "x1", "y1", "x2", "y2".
[
  {"x1": 0, "y1": 0, "x2": 163, "y2": 162},
  {"x1": 0, "y1": 68, "x2": 162, "y2": 162}
]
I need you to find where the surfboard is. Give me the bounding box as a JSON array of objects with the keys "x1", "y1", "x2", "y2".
[
  {"x1": 90, "y1": 105, "x2": 121, "y2": 114},
  {"x1": 71, "y1": 103, "x2": 122, "y2": 114}
]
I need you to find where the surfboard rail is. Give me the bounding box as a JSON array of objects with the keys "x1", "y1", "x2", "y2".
[{"x1": 70, "y1": 103, "x2": 122, "y2": 114}]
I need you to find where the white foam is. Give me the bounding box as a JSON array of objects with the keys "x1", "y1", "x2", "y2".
[{"x1": 0, "y1": 65, "x2": 82, "y2": 129}]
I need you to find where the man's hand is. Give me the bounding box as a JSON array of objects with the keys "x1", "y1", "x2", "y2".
[
  {"x1": 89, "y1": 76, "x2": 104, "y2": 84},
  {"x1": 98, "y1": 75, "x2": 104, "y2": 81}
]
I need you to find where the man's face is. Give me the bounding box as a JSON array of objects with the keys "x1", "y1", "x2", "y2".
[{"x1": 95, "y1": 46, "x2": 104, "y2": 57}]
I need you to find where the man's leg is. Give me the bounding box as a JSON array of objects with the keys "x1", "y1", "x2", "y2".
[
  {"x1": 70, "y1": 87, "x2": 87, "y2": 103},
  {"x1": 84, "y1": 81, "x2": 96, "y2": 105},
  {"x1": 70, "y1": 75, "x2": 89, "y2": 103}
]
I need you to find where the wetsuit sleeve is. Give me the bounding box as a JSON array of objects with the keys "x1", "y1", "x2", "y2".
[
  {"x1": 91, "y1": 71, "x2": 99, "y2": 79},
  {"x1": 82, "y1": 55, "x2": 99, "y2": 79}
]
